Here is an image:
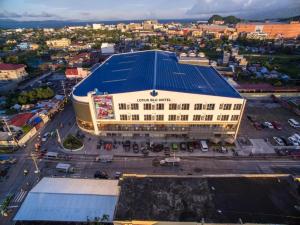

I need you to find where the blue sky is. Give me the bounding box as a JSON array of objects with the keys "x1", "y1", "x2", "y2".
[{"x1": 0, "y1": 0, "x2": 300, "y2": 21}]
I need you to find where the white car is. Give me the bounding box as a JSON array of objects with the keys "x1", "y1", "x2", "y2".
[
  {"x1": 42, "y1": 132, "x2": 50, "y2": 142},
  {"x1": 288, "y1": 137, "x2": 300, "y2": 146},
  {"x1": 264, "y1": 122, "x2": 274, "y2": 129},
  {"x1": 273, "y1": 137, "x2": 285, "y2": 146}
]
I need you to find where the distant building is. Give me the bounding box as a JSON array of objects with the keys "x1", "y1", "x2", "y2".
[
  {"x1": 92, "y1": 23, "x2": 105, "y2": 30},
  {"x1": 68, "y1": 52, "x2": 100, "y2": 67},
  {"x1": 65, "y1": 67, "x2": 89, "y2": 79},
  {"x1": 0, "y1": 63, "x2": 28, "y2": 82},
  {"x1": 101, "y1": 43, "x2": 115, "y2": 55},
  {"x1": 236, "y1": 21, "x2": 300, "y2": 39},
  {"x1": 46, "y1": 38, "x2": 71, "y2": 49}
]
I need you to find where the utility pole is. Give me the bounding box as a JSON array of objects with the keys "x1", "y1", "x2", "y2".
[{"x1": 61, "y1": 80, "x2": 67, "y2": 101}]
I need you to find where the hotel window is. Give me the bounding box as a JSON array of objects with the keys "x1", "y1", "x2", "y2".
[
  {"x1": 233, "y1": 104, "x2": 242, "y2": 110},
  {"x1": 119, "y1": 103, "x2": 126, "y2": 110},
  {"x1": 156, "y1": 115, "x2": 164, "y2": 121},
  {"x1": 194, "y1": 104, "x2": 202, "y2": 110},
  {"x1": 131, "y1": 103, "x2": 139, "y2": 110},
  {"x1": 206, "y1": 104, "x2": 215, "y2": 110},
  {"x1": 168, "y1": 115, "x2": 176, "y2": 121},
  {"x1": 144, "y1": 115, "x2": 152, "y2": 121},
  {"x1": 156, "y1": 103, "x2": 164, "y2": 110},
  {"x1": 205, "y1": 115, "x2": 213, "y2": 121},
  {"x1": 218, "y1": 115, "x2": 229, "y2": 121},
  {"x1": 223, "y1": 104, "x2": 232, "y2": 110},
  {"x1": 132, "y1": 115, "x2": 139, "y2": 121},
  {"x1": 144, "y1": 103, "x2": 152, "y2": 110},
  {"x1": 181, "y1": 104, "x2": 190, "y2": 110},
  {"x1": 120, "y1": 115, "x2": 128, "y2": 120},
  {"x1": 181, "y1": 115, "x2": 188, "y2": 121},
  {"x1": 169, "y1": 104, "x2": 177, "y2": 110},
  {"x1": 193, "y1": 115, "x2": 202, "y2": 121},
  {"x1": 231, "y1": 115, "x2": 239, "y2": 121}
]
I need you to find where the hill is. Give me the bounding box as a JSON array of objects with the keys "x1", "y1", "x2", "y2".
[{"x1": 208, "y1": 15, "x2": 241, "y2": 24}]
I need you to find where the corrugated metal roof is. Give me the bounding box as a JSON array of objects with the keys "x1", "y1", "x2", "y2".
[
  {"x1": 73, "y1": 50, "x2": 242, "y2": 98},
  {"x1": 14, "y1": 178, "x2": 119, "y2": 222}
]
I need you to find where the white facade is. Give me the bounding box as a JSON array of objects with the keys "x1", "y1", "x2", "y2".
[
  {"x1": 101, "y1": 43, "x2": 115, "y2": 54},
  {"x1": 73, "y1": 90, "x2": 245, "y2": 139}
]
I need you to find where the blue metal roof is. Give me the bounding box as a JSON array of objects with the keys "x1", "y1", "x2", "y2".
[{"x1": 73, "y1": 50, "x2": 242, "y2": 98}]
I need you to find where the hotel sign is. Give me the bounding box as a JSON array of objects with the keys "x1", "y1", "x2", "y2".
[{"x1": 137, "y1": 98, "x2": 171, "y2": 102}]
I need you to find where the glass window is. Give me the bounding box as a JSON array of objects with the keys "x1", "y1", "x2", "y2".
[
  {"x1": 144, "y1": 103, "x2": 151, "y2": 110},
  {"x1": 233, "y1": 104, "x2": 242, "y2": 110},
  {"x1": 156, "y1": 103, "x2": 164, "y2": 110},
  {"x1": 120, "y1": 115, "x2": 127, "y2": 120},
  {"x1": 205, "y1": 115, "x2": 213, "y2": 121},
  {"x1": 131, "y1": 103, "x2": 139, "y2": 110},
  {"x1": 218, "y1": 115, "x2": 229, "y2": 121},
  {"x1": 168, "y1": 115, "x2": 176, "y2": 121},
  {"x1": 194, "y1": 104, "x2": 202, "y2": 110},
  {"x1": 231, "y1": 115, "x2": 239, "y2": 121},
  {"x1": 223, "y1": 104, "x2": 232, "y2": 110},
  {"x1": 119, "y1": 103, "x2": 126, "y2": 110},
  {"x1": 169, "y1": 104, "x2": 177, "y2": 110},
  {"x1": 156, "y1": 115, "x2": 164, "y2": 121},
  {"x1": 144, "y1": 115, "x2": 152, "y2": 121},
  {"x1": 132, "y1": 115, "x2": 139, "y2": 121},
  {"x1": 181, "y1": 104, "x2": 190, "y2": 110},
  {"x1": 181, "y1": 115, "x2": 188, "y2": 121},
  {"x1": 193, "y1": 115, "x2": 201, "y2": 121},
  {"x1": 206, "y1": 104, "x2": 215, "y2": 110}
]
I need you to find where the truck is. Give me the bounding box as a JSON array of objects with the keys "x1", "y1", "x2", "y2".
[
  {"x1": 160, "y1": 157, "x2": 181, "y2": 166},
  {"x1": 56, "y1": 163, "x2": 74, "y2": 173}
]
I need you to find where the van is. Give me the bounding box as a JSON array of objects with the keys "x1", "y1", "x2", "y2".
[
  {"x1": 45, "y1": 152, "x2": 58, "y2": 159},
  {"x1": 56, "y1": 163, "x2": 74, "y2": 173},
  {"x1": 288, "y1": 119, "x2": 300, "y2": 128},
  {"x1": 200, "y1": 140, "x2": 208, "y2": 152}
]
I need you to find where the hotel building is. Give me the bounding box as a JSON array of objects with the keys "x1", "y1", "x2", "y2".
[{"x1": 72, "y1": 50, "x2": 245, "y2": 140}]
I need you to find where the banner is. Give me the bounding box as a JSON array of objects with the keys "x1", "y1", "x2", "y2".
[{"x1": 93, "y1": 95, "x2": 115, "y2": 120}]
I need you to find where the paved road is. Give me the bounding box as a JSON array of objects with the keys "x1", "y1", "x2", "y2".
[{"x1": 1, "y1": 101, "x2": 300, "y2": 224}]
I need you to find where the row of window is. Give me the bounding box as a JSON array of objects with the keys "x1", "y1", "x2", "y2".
[
  {"x1": 119, "y1": 103, "x2": 242, "y2": 111},
  {"x1": 120, "y1": 114, "x2": 240, "y2": 121}
]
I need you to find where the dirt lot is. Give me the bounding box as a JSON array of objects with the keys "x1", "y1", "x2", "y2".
[{"x1": 238, "y1": 100, "x2": 300, "y2": 143}]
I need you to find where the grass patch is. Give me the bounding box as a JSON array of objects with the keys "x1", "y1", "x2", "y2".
[{"x1": 63, "y1": 134, "x2": 83, "y2": 150}]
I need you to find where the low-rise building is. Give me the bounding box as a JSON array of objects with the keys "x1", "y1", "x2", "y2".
[
  {"x1": 46, "y1": 38, "x2": 71, "y2": 49},
  {"x1": 65, "y1": 67, "x2": 89, "y2": 79},
  {"x1": 0, "y1": 63, "x2": 28, "y2": 82},
  {"x1": 101, "y1": 43, "x2": 115, "y2": 55}
]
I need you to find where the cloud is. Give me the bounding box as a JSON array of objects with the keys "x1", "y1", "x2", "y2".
[
  {"x1": 186, "y1": 0, "x2": 300, "y2": 19},
  {"x1": 0, "y1": 10, "x2": 59, "y2": 19}
]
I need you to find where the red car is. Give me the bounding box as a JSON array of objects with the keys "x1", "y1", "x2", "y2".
[
  {"x1": 253, "y1": 122, "x2": 262, "y2": 130},
  {"x1": 105, "y1": 143, "x2": 112, "y2": 151},
  {"x1": 272, "y1": 121, "x2": 282, "y2": 130}
]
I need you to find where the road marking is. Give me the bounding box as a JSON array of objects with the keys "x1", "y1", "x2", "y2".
[{"x1": 12, "y1": 189, "x2": 27, "y2": 203}]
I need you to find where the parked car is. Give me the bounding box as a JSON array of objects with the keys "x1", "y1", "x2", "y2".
[
  {"x1": 114, "y1": 171, "x2": 122, "y2": 179},
  {"x1": 164, "y1": 147, "x2": 171, "y2": 156},
  {"x1": 271, "y1": 121, "x2": 282, "y2": 130},
  {"x1": 253, "y1": 122, "x2": 262, "y2": 130},
  {"x1": 263, "y1": 122, "x2": 274, "y2": 129},
  {"x1": 288, "y1": 119, "x2": 300, "y2": 128},
  {"x1": 171, "y1": 143, "x2": 178, "y2": 151},
  {"x1": 179, "y1": 142, "x2": 187, "y2": 151},
  {"x1": 94, "y1": 171, "x2": 108, "y2": 179},
  {"x1": 187, "y1": 142, "x2": 194, "y2": 152},
  {"x1": 273, "y1": 137, "x2": 285, "y2": 146},
  {"x1": 123, "y1": 140, "x2": 131, "y2": 152},
  {"x1": 288, "y1": 137, "x2": 299, "y2": 146},
  {"x1": 133, "y1": 143, "x2": 139, "y2": 153}
]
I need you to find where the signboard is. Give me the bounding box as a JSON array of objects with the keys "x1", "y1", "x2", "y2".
[{"x1": 93, "y1": 95, "x2": 115, "y2": 120}]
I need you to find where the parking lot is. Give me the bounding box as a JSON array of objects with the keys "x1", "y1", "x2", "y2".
[{"x1": 239, "y1": 100, "x2": 300, "y2": 147}]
